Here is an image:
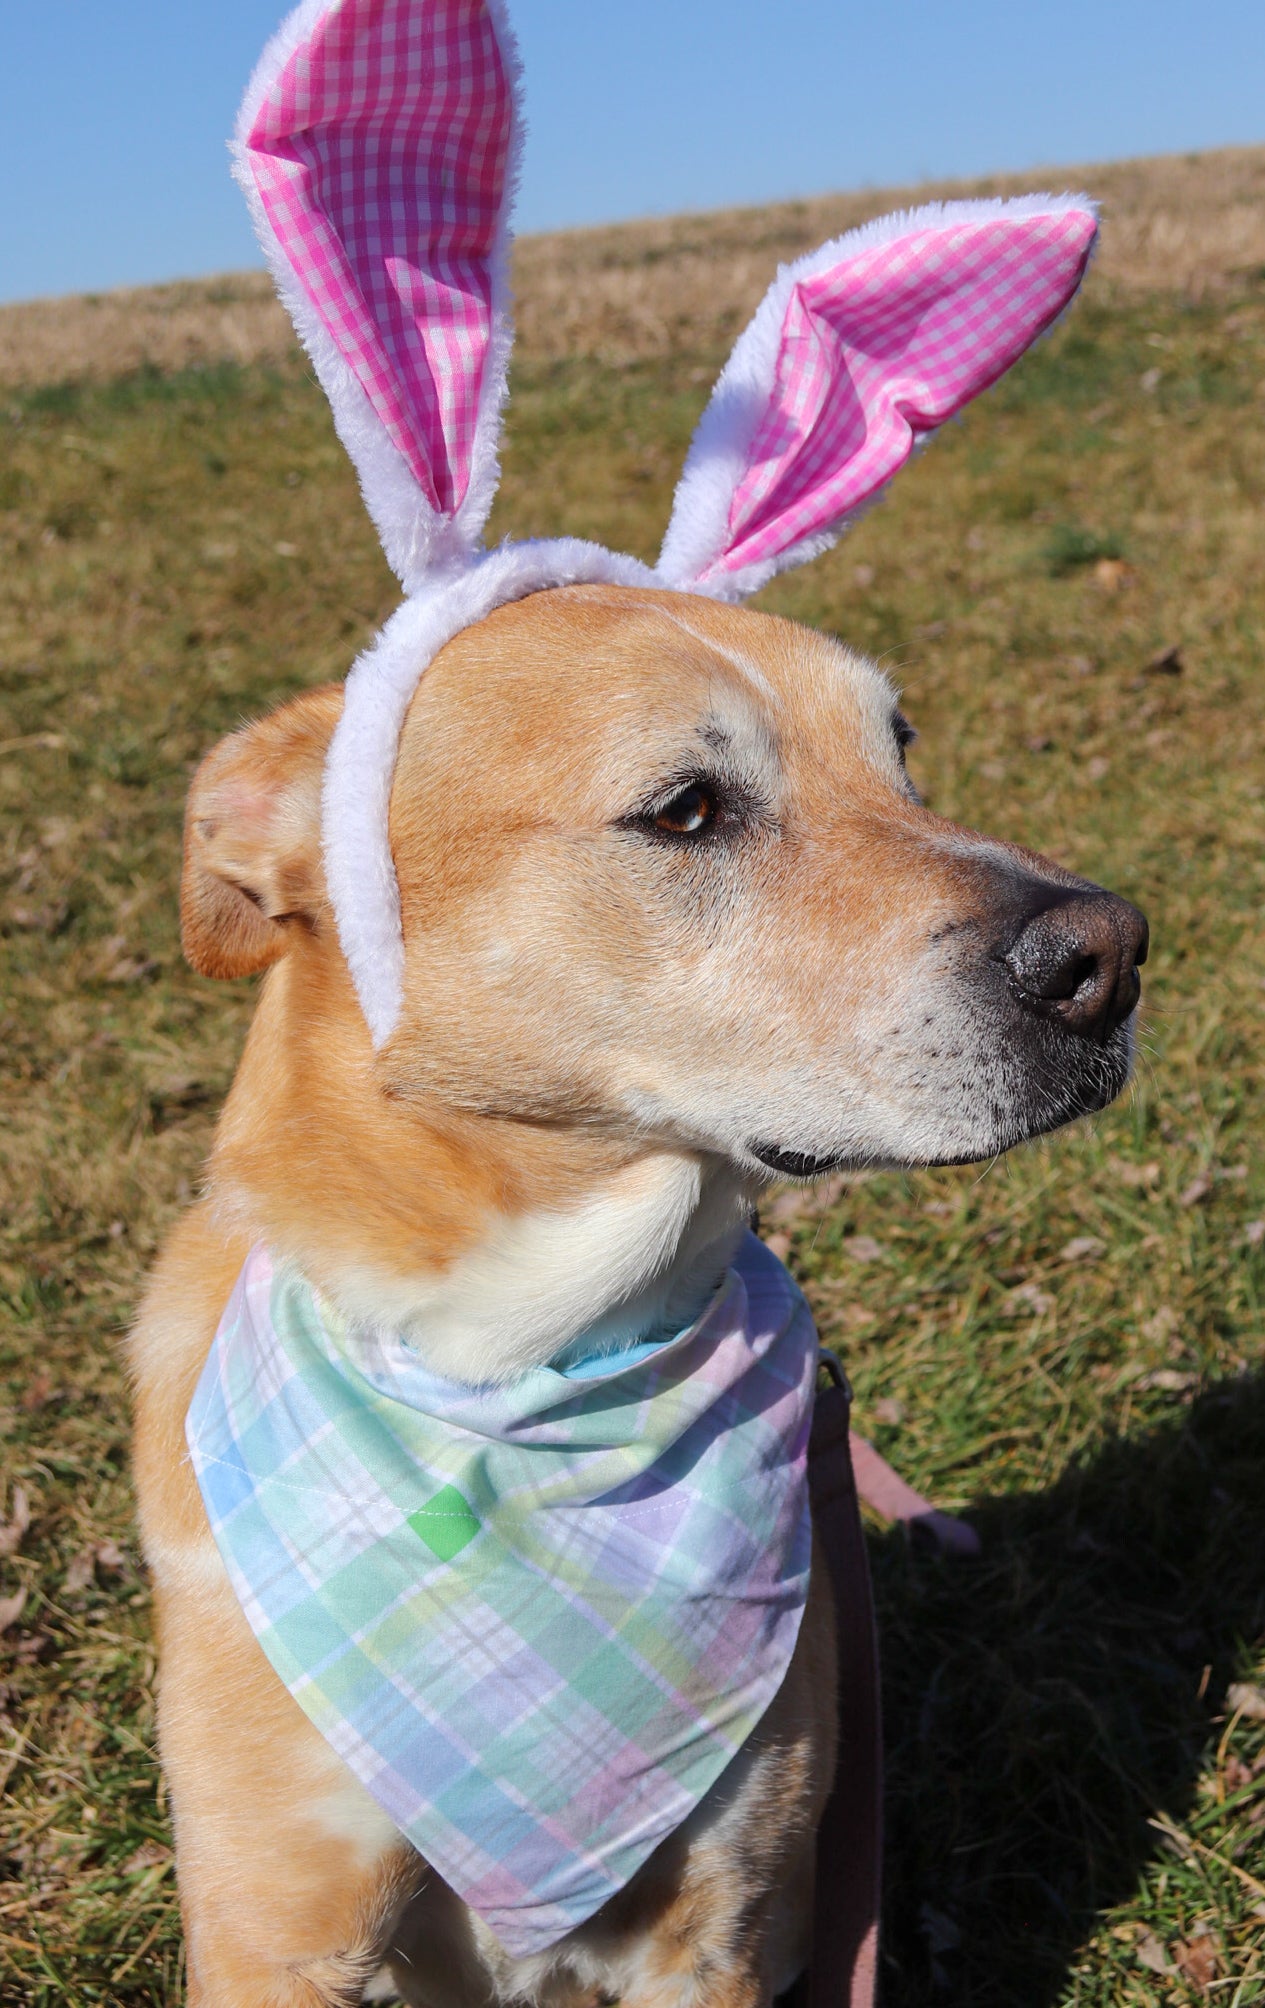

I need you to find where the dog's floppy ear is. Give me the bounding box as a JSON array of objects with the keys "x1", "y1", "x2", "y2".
[
  {"x1": 181, "y1": 687, "x2": 343, "y2": 979},
  {"x1": 657, "y1": 197, "x2": 1098, "y2": 601}
]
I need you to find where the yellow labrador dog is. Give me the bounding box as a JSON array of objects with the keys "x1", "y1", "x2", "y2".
[
  {"x1": 129, "y1": 6, "x2": 1145, "y2": 2004},
  {"x1": 132, "y1": 586, "x2": 1146, "y2": 2008}
]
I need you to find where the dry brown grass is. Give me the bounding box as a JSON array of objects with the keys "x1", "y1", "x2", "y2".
[
  {"x1": 3, "y1": 144, "x2": 1264, "y2": 390},
  {"x1": 0, "y1": 273, "x2": 291, "y2": 396},
  {"x1": 513, "y1": 145, "x2": 1265, "y2": 364}
]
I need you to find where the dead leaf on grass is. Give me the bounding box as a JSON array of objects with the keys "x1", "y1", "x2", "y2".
[
  {"x1": 873, "y1": 1398, "x2": 905, "y2": 1426},
  {"x1": 1142, "y1": 1306, "x2": 1179, "y2": 1343},
  {"x1": 3, "y1": 900, "x2": 70, "y2": 934},
  {"x1": 63, "y1": 1549, "x2": 96, "y2": 1595},
  {"x1": 104, "y1": 953, "x2": 159, "y2": 985},
  {"x1": 1134, "y1": 1367, "x2": 1197, "y2": 1393},
  {"x1": 1114, "y1": 1158, "x2": 1161, "y2": 1188},
  {"x1": 1245, "y1": 1219, "x2": 1265, "y2": 1248},
  {"x1": 842, "y1": 1235, "x2": 883, "y2": 1263},
  {"x1": 1179, "y1": 1174, "x2": 1213, "y2": 1207},
  {"x1": 1226, "y1": 1681, "x2": 1265, "y2": 1721},
  {"x1": 1007, "y1": 1281, "x2": 1055, "y2": 1316},
  {"x1": 91, "y1": 931, "x2": 160, "y2": 985},
  {"x1": 95, "y1": 1539, "x2": 126, "y2": 1573},
  {"x1": 1060, "y1": 1235, "x2": 1105, "y2": 1262},
  {"x1": 121, "y1": 1839, "x2": 172, "y2": 1875},
  {"x1": 21, "y1": 1369, "x2": 52, "y2": 1412},
  {"x1": 1173, "y1": 1933, "x2": 1219, "y2": 1989},
  {"x1": 1135, "y1": 1929, "x2": 1171, "y2": 1975},
  {"x1": 0, "y1": 1488, "x2": 30, "y2": 1558},
  {"x1": 1095, "y1": 557, "x2": 1135, "y2": 591},
  {"x1": 0, "y1": 1587, "x2": 28, "y2": 1631}
]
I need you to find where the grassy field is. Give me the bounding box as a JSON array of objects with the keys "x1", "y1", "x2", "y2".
[{"x1": 2, "y1": 196, "x2": 1264, "y2": 2003}]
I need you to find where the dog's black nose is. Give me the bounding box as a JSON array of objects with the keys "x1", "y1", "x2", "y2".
[{"x1": 1002, "y1": 889, "x2": 1148, "y2": 1042}]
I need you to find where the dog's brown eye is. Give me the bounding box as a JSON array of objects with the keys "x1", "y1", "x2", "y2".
[{"x1": 653, "y1": 784, "x2": 715, "y2": 835}]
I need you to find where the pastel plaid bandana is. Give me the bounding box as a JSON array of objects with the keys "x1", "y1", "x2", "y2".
[{"x1": 186, "y1": 1230, "x2": 816, "y2": 1956}]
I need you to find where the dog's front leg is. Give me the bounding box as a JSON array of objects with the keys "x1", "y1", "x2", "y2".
[
  {"x1": 156, "y1": 1560, "x2": 420, "y2": 2006},
  {"x1": 131, "y1": 1214, "x2": 421, "y2": 2005}
]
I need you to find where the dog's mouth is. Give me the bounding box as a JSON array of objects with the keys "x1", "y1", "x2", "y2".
[
  {"x1": 749, "y1": 1143, "x2": 851, "y2": 1180},
  {"x1": 748, "y1": 1007, "x2": 1138, "y2": 1184}
]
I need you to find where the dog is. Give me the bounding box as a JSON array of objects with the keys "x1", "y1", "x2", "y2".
[
  {"x1": 128, "y1": 6, "x2": 1146, "y2": 2003},
  {"x1": 131, "y1": 585, "x2": 1146, "y2": 2008}
]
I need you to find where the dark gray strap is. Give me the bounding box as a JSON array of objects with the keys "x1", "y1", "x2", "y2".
[{"x1": 794, "y1": 1358, "x2": 882, "y2": 2008}]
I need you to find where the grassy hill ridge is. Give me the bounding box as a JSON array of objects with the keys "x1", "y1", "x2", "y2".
[{"x1": 2, "y1": 142, "x2": 1264, "y2": 390}]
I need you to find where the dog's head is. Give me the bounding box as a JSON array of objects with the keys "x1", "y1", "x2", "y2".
[
  {"x1": 179, "y1": 0, "x2": 1145, "y2": 1365},
  {"x1": 183, "y1": 583, "x2": 1146, "y2": 1187},
  {"x1": 228, "y1": 0, "x2": 1109, "y2": 1063}
]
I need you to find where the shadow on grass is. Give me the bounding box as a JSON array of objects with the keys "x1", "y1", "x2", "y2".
[{"x1": 872, "y1": 1370, "x2": 1265, "y2": 2005}]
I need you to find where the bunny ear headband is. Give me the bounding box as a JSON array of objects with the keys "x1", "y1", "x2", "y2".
[{"x1": 235, "y1": 0, "x2": 1098, "y2": 1045}]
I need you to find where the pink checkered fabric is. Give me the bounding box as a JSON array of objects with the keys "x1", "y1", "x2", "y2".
[
  {"x1": 244, "y1": 0, "x2": 511, "y2": 517},
  {"x1": 710, "y1": 212, "x2": 1096, "y2": 585}
]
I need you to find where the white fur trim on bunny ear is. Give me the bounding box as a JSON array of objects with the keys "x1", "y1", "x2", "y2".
[
  {"x1": 656, "y1": 195, "x2": 1098, "y2": 602},
  {"x1": 233, "y1": 0, "x2": 523, "y2": 595},
  {"x1": 323, "y1": 540, "x2": 658, "y2": 1045}
]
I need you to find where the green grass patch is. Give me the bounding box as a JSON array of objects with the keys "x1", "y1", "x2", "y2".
[
  {"x1": 1042, "y1": 523, "x2": 1127, "y2": 576},
  {"x1": 10, "y1": 357, "x2": 287, "y2": 425},
  {"x1": 2, "y1": 279, "x2": 1264, "y2": 2003}
]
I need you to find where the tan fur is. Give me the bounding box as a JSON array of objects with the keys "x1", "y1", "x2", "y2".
[
  {"x1": 132, "y1": 584, "x2": 1127, "y2": 2005},
  {"x1": 181, "y1": 687, "x2": 341, "y2": 980}
]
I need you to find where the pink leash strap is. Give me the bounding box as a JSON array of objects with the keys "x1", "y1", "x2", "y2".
[
  {"x1": 848, "y1": 1430, "x2": 981, "y2": 1559},
  {"x1": 796, "y1": 1358, "x2": 883, "y2": 2008}
]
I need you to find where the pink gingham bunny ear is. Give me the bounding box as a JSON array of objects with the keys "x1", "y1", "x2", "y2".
[
  {"x1": 234, "y1": 0, "x2": 520, "y2": 593},
  {"x1": 657, "y1": 197, "x2": 1098, "y2": 601}
]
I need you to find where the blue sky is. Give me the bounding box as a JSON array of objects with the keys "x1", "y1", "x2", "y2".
[{"x1": 1, "y1": 0, "x2": 1261, "y2": 306}]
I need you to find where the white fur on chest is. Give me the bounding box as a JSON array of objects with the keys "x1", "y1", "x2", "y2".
[{"x1": 310, "y1": 1152, "x2": 752, "y2": 1384}]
